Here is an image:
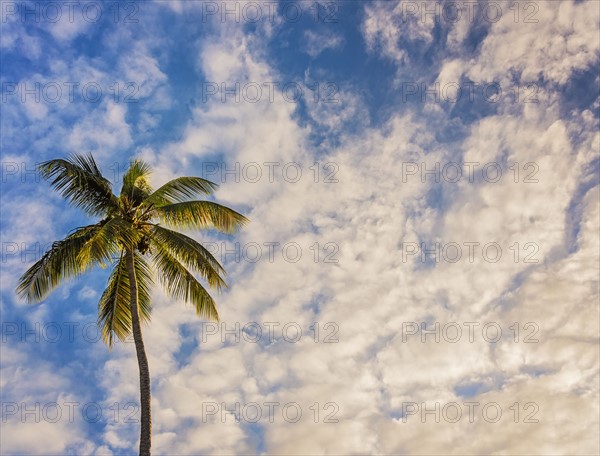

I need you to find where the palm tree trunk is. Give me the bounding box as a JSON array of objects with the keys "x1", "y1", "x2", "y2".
[{"x1": 125, "y1": 249, "x2": 152, "y2": 455}]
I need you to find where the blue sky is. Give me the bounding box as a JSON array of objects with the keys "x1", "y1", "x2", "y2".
[{"x1": 1, "y1": 1, "x2": 599, "y2": 454}]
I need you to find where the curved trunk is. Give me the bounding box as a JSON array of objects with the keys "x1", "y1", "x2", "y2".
[{"x1": 125, "y1": 249, "x2": 152, "y2": 455}]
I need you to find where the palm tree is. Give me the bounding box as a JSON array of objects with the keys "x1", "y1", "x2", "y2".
[{"x1": 16, "y1": 153, "x2": 248, "y2": 455}]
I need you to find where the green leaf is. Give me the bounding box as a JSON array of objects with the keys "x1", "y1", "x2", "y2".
[
  {"x1": 151, "y1": 241, "x2": 219, "y2": 321},
  {"x1": 154, "y1": 201, "x2": 248, "y2": 233},
  {"x1": 145, "y1": 177, "x2": 218, "y2": 206},
  {"x1": 38, "y1": 153, "x2": 118, "y2": 217},
  {"x1": 120, "y1": 159, "x2": 153, "y2": 207},
  {"x1": 149, "y1": 225, "x2": 226, "y2": 290},
  {"x1": 77, "y1": 217, "x2": 139, "y2": 267},
  {"x1": 98, "y1": 251, "x2": 154, "y2": 347},
  {"x1": 16, "y1": 224, "x2": 100, "y2": 303}
]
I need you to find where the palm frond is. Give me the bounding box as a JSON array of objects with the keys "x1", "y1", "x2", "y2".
[
  {"x1": 77, "y1": 217, "x2": 139, "y2": 268},
  {"x1": 98, "y1": 251, "x2": 153, "y2": 347},
  {"x1": 148, "y1": 225, "x2": 226, "y2": 290},
  {"x1": 153, "y1": 201, "x2": 248, "y2": 233},
  {"x1": 120, "y1": 159, "x2": 153, "y2": 206},
  {"x1": 38, "y1": 153, "x2": 118, "y2": 216},
  {"x1": 144, "y1": 177, "x2": 218, "y2": 206},
  {"x1": 16, "y1": 224, "x2": 100, "y2": 303},
  {"x1": 97, "y1": 252, "x2": 130, "y2": 347},
  {"x1": 151, "y1": 241, "x2": 219, "y2": 320}
]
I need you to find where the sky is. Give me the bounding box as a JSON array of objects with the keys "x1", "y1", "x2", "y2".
[{"x1": 0, "y1": 0, "x2": 599, "y2": 454}]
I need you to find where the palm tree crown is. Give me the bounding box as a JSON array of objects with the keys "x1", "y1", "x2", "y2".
[{"x1": 17, "y1": 153, "x2": 248, "y2": 346}]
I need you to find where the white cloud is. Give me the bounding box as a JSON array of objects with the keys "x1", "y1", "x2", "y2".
[
  {"x1": 118, "y1": 44, "x2": 168, "y2": 101},
  {"x1": 362, "y1": 1, "x2": 435, "y2": 63},
  {"x1": 302, "y1": 30, "x2": 344, "y2": 57},
  {"x1": 45, "y1": 14, "x2": 91, "y2": 43},
  {"x1": 77, "y1": 286, "x2": 99, "y2": 300},
  {"x1": 0, "y1": 345, "x2": 94, "y2": 453},
  {"x1": 437, "y1": 0, "x2": 600, "y2": 87},
  {"x1": 67, "y1": 101, "x2": 132, "y2": 157},
  {"x1": 469, "y1": 0, "x2": 599, "y2": 86}
]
